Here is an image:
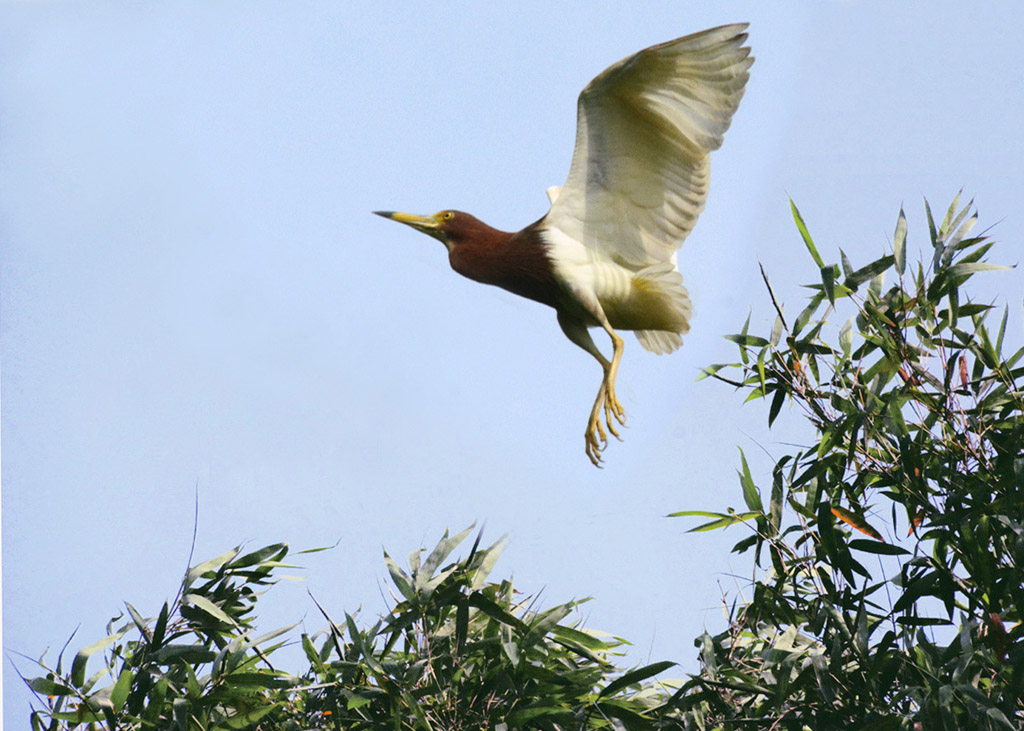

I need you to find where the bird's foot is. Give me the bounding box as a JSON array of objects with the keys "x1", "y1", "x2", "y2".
[
  {"x1": 584, "y1": 383, "x2": 627, "y2": 467},
  {"x1": 603, "y1": 380, "x2": 627, "y2": 434},
  {"x1": 585, "y1": 410, "x2": 607, "y2": 467}
]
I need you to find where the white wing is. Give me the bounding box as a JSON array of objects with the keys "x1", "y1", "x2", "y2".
[{"x1": 544, "y1": 24, "x2": 752, "y2": 270}]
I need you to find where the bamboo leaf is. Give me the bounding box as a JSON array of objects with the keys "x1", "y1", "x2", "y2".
[
  {"x1": 790, "y1": 198, "x2": 824, "y2": 268},
  {"x1": 849, "y1": 539, "x2": 908, "y2": 556},
  {"x1": 687, "y1": 512, "x2": 761, "y2": 533},
  {"x1": 737, "y1": 448, "x2": 763, "y2": 513},
  {"x1": 840, "y1": 249, "x2": 854, "y2": 279},
  {"x1": 839, "y1": 317, "x2": 854, "y2": 358},
  {"x1": 110, "y1": 668, "x2": 134, "y2": 713},
  {"x1": 183, "y1": 594, "x2": 238, "y2": 627},
  {"x1": 893, "y1": 207, "x2": 907, "y2": 274},
  {"x1": 939, "y1": 190, "x2": 962, "y2": 237},
  {"x1": 666, "y1": 510, "x2": 732, "y2": 519},
  {"x1": 768, "y1": 387, "x2": 786, "y2": 427},
  {"x1": 821, "y1": 265, "x2": 836, "y2": 305},
  {"x1": 418, "y1": 525, "x2": 474, "y2": 587},
  {"x1": 471, "y1": 533, "x2": 510, "y2": 590},
  {"x1": 948, "y1": 261, "x2": 1012, "y2": 276},
  {"x1": 844, "y1": 255, "x2": 894, "y2": 291},
  {"x1": 831, "y1": 506, "x2": 885, "y2": 542},
  {"x1": 696, "y1": 363, "x2": 732, "y2": 382},
  {"x1": 71, "y1": 631, "x2": 124, "y2": 687},
  {"x1": 924, "y1": 197, "x2": 938, "y2": 247},
  {"x1": 725, "y1": 334, "x2": 770, "y2": 348},
  {"x1": 599, "y1": 660, "x2": 676, "y2": 698},
  {"x1": 186, "y1": 548, "x2": 240, "y2": 585},
  {"x1": 383, "y1": 553, "x2": 414, "y2": 600}
]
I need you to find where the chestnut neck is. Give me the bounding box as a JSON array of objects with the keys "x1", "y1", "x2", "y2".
[{"x1": 447, "y1": 219, "x2": 560, "y2": 309}]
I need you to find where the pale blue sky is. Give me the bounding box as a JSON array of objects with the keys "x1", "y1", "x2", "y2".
[{"x1": 3, "y1": 2, "x2": 1023, "y2": 724}]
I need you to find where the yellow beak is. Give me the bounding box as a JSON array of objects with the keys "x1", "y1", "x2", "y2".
[{"x1": 373, "y1": 210, "x2": 445, "y2": 240}]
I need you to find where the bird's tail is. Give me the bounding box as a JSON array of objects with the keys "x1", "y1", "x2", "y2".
[
  {"x1": 632, "y1": 261, "x2": 691, "y2": 355},
  {"x1": 635, "y1": 329, "x2": 684, "y2": 354}
]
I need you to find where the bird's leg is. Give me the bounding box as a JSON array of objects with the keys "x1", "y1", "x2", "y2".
[
  {"x1": 557, "y1": 311, "x2": 627, "y2": 466},
  {"x1": 600, "y1": 324, "x2": 627, "y2": 429},
  {"x1": 586, "y1": 381, "x2": 611, "y2": 463}
]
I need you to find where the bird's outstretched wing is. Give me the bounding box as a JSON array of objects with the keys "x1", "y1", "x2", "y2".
[{"x1": 544, "y1": 24, "x2": 752, "y2": 270}]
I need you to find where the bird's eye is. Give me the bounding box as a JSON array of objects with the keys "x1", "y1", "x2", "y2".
[{"x1": 442, "y1": 211, "x2": 454, "y2": 221}]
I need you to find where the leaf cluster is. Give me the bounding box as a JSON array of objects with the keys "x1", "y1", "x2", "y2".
[
  {"x1": 24, "y1": 543, "x2": 304, "y2": 729},
  {"x1": 681, "y1": 196, "x2": 1023, "y2": 729},
  {"x1": 24, "y1": 196, "x2": 1023, "y2": 731},
  {"x1": 24, "y1": 529, "x2": 679, "y2": 730}
]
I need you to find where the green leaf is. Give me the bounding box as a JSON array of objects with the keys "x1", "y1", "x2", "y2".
[
  {"x1": 471, "y1": 533, "x2": 510, "y2": 590},
  {"x1": 686, "y1": 511, "x2": 761, "y2": 533},
  {"x1": 844, "y1": 255, "x2": 894, "y2": 290},
  {"x1": 110, "y1": 668, "x2": 133, "y2": 713},
  {"x1": 738, "y1": 310, "x2": 752, "y2": 364},
  {"x1": 224, "y1": 671, "x2": 298, "y2": 689},
  {"x1": 768, "y1": 387, "x2": 786, "y2": 427},
  {"x1": 893, "y1": 207, "x2": 907, "y2": 274},
  {"x1": 794, "y1": 291, "x2": 825, "y2": 335},
  {"x1": 695, "y1": 363, "x2": 733, "y2": 382},
  {"x1": 151, "y1": 602, "x2": 169, "y2": 651},
  {"x1": 996, "y1": 304, "x2": 1009, "y2": 355},
  {"x1": 948, "y1": 261, "x2": 1012, "y2": 276},
  {"x1": 790, "y1": 198, "x2": 824, "y2": 268},
  {"x1": 945, "y1": 210, "x2": 977, "y2": 251},
  {"x1": 383, "y1": 552, "x2": 414, "y2": 600},
  {"x1": 769, "y1": 471, "x2": 784, "y2": 535},
  {"x1": 28, "y1": 677, "x2": 75, "y2": 696},
  {"x1": 821, "y1": 265, "x2": 836, "y2": 305},
  {"x1": 725, "y1": 333, "x2": 770, "y2": 348},
  {"x1": 231, "y1": 543, "x2": 288, "y2": 569},
  {"x1": 186, "y1": 548, "x2": 240, "y2": 585},
  {"x1": 467, "y1": 594, "x2": 525, "y2": 631},
  {"x1": 124, "y1": 602, "x2": 150, "y2": 639},
  {"x1": 551, "y1": 624, "x2": 612, "y2": 652},
  {"x1": 939, "y1": 190, "x2": 961, "y2": 239},
  {"x1": 896, "y1": 616, "x2": 952, "y2": 627},
  {"x1": 737, "y1": 448, "x2": 763, "y2": 513},
  {"x1": 501, "y1": 640, "x2": 520, "y2": 667},
  {"x1": 508, "y1": 706, "x2": 569, "y2": 724},
  {"x1": 219, "y1": 702, "x2": 279, "y2": 729},
  {"x1": 839, "y1": 316, "x2": 853, "y2": 358},
  {"x1": 667, "y1": 510, "x2": 732, "y2": 519},
  {"x1": 417, "y1": 525, "x2": 474, "y2": 587},
  {"x1": 848, "y1": 539, "x2": 908, "y2": 556},
  {"x1": 347, "y1": 695, "x2": 373, "y2": 710},
  {"x1": 840, "y1": 249, "x2": 854, "y2": 279},
  {"x1": 771, "y1": 313, "x2": 784, "y2": 346},
  {"x1": 150, "y1": 644, "x2": 218, "y2": 665},
  {"x1": 71, "y1": 631, "x2": 123, "y2": 687},
  {"x1": 924, "y1": 197, "x2": 938, "y2": 246},
  {"x1": 986, "y1": 707, "x2": 1017, "y2": 730},
  {"x1": 598, "y1": 661, "x2": 675, "y2": 698},
  {"x1": 183, "y1": 593, "x2": 238, "y2": 627}
]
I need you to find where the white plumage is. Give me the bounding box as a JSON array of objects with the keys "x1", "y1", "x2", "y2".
[
  {"x1": 377, "y1": 24, "x2": 752, "y2": 466},
  {"x1": 540, "y1": 23, "x2": 752, "y2": 464},
  {"x1": 544, "y1": 23, "x2": 752, "y2": 348}
]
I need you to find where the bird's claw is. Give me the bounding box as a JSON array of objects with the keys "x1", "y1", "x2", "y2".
[
  {"x1": 586, "y1": 400, "x2": 607, "y2": 467},
  {"x1": 603, "y1": 384, "x2": 626, "y2": 438},
  {"x1": 585, "y1": 427, "x2": 605, "y2": 467},
  {"x1": 584, "y1": 382, "x2": 627, "y2": 467}
]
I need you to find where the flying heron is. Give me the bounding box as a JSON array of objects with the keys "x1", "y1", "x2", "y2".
[{"x1": 377, "y1": 24, "x2": 753, "y2": 466}]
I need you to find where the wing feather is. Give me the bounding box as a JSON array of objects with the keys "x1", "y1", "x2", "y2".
[{"x1": 544, "y1": 24, "x2": 753, "y2": 269}]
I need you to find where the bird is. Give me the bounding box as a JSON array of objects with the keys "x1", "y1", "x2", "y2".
[{"x1": 376, "y1": 24, "x2": 752, "y2": 466}]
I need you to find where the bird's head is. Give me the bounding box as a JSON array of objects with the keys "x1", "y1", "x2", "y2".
[{"x1": 374, "y1": 209, "x2": 489, "y2": 253}]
